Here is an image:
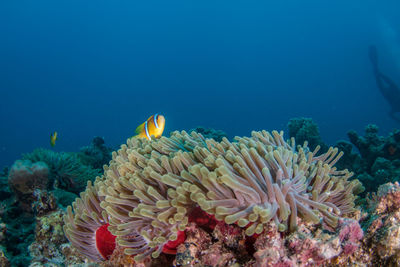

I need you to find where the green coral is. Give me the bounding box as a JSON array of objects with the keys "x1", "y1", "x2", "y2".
[
  {"x1": 287, "y1": 117, "x2": 327, "y2": 152},
  {"x1": 52, "y1": 188, "x2": 79, "y2": 207},
  {"x1": 22, "y1": 149, "x2": 101, "y2": 194}
]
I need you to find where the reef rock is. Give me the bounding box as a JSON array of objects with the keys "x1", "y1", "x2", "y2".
[
  {"x1": 29, "y1": 210, "x2": 88, "y2": 266},
  {"x1": 8, "y1": 160, "x2": 49, "y2": 212},
  {"x1": 357, "y1": 182, "x2": 400, "y2": 266},
  {"x1": 346, "y1": 125, "x2": 400, "y2": 193},
  {"x1": 0, "y1": 247, "x2": 10, "y2": 267},
  {"x1": 8, "y1": 160, "x2": 48, "y2": 195}
]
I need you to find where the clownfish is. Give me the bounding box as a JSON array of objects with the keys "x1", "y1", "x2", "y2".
[
  {"x1": 50, "y1": 131, "x2": 58, "y2": 147},
  {"x1": 135, "y1": 114, "x2": 165, "y2": 140}
]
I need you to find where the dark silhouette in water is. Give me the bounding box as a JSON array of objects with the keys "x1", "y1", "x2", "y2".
[{"x1": 369, "y1": 45, "x2": 400, "y2": 123}]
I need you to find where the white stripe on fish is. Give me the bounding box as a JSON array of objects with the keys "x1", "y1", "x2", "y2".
[
  {"x1": 144, "y1": 121, "x2": 151, "y2": 140},
  {"x1": 154, "y1": 114, "x2": 159, "y2": 129}
]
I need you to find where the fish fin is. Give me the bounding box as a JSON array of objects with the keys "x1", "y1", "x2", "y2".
[{"x1": 135, "y1": 122, "x2": 145, "y2": 135}]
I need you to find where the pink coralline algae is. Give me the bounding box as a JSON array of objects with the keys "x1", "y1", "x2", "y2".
[
  {"x1": 338, "y1": 218, "x2": 364, "y2": 255},
  {"x1": 252, "y1": 218, "x2": 363, "y2": 267},
  {"x1": 356, "y1": 182, "x2": 400, "y2": 266},
  {"x1": 171, "y1": 214, "x2": 365, "y2": 267}
]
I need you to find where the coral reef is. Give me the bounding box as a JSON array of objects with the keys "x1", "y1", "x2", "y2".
[
  {"x1": 253, "y1": 217, "x2": 363, "y2": 266},
  {"x1": 29, "y1": 209, "x2": 88, "y2": 267},
  {"x1": 348, "y1": 125, "x2": 400, "y2": 166},
  {"x1": 189, "y1": 127, "x2": 227, "y2": 142},
  {"x1": 8, "y1": 160, "x2": 49, "y2": 212},
  {"x1": 29, "y1": 210, "x2": 67, "y2": 265},
  {"x1": 0, "y1": 170, "x2": 12, "y2": 202},
  {"x1": 356, "y1": 182, "x2": 400, "y2": 266},
  {"x1": 172, "y1": 217, "x2": 363, "y2": 266},
  {"x1": 0, "y1": 248, "x2": 10, "y2": 267},
  {"x1": 174, "y1": 222, "x2": 246, "y2": 266},
  {"x1": 31, "y1": 189, "x2": 58, "y2": 216},
  {"x1": 339, "y1": 125, "x2": 400, "y2": 193},
  {"x1": 0, "y1": 221, "x2": 6, "y2": 244},
  {"x1": 287, "y1": 117, "x2": 328, "y2": 152},
  {"x1": 79, "y1": 136, "x2": 113, "y2": 169},
  {"x1": 0, "y1": 205, "x2": 35, "y2": 266},
  {"x1": 65, "y1": 130, "x2": 362, "y2": 263},
  {"x1": 3, "y1": 122, "x2": 400, "y2": 266},
  {"x1": 8, "y1": 160, "x2": 49, "y2": 195},
  {"x1": 22, "y1": 148, "x2": 101, "y2": 194},
  {"x1": 0, "y1": 137, "x2": 114, "y2": 266},
  {"x1": 51, "y1": 188, "x2": 79, "y2": 208}
]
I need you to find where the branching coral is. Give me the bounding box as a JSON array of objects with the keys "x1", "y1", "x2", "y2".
[{"x1": 64, "y1": 130, "x2": 363, "y2": 262}]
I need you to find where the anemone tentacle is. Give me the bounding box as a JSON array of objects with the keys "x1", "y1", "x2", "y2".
[{"x1": 64, "y1": 130, "x2": 363, "y2": 261}]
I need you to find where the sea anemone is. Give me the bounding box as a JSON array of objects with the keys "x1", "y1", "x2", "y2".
[
  {"x1": 194, "y1": 130, "x2": 362, "y2": 234},
  {"x1": 97, "y1": 131, "x2": 208, "y2": 261},
  {"x1": 23, "y1": 148, "x2": 101, "y2": 193},
  {"x1": 63, "y1": 179, "x2": 116, "y2": 261},
  {"x1": 64, "y1": 130, "x2": 363, "y2": 262}
]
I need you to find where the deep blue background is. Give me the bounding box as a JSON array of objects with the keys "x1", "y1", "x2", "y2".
[{"x1": 1, "y1": 0, "x2": 399, "y2": 169}]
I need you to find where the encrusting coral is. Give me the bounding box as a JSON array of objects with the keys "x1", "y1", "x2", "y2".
[{"x1": 64, "y1": 130, "x2": 363, "y2": 263}]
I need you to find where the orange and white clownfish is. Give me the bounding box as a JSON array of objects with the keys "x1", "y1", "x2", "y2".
[{"x1": 135, "y1": 114, "x2": 165, "y2": 140}]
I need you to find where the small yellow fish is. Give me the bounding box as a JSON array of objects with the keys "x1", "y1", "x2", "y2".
[
  {"x1": 135, "y1": 114, "x2": 165, "y2": 140},
  {"x1": 50, "y1": 131, "x2": 58, "y2": 147}
]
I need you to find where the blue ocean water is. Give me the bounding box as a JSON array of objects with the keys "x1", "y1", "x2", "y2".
[{"x1": 0, "y1": 0, "x2": 399, "y2": 169}]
